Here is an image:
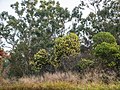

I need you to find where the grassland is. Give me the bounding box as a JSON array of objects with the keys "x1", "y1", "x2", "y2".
[
  {"x1": 0, "y1": 72, "x2": 120, "y2": 90},
  {"x1": 0, "y1": 81, "x2": 120, "y2": 90}
]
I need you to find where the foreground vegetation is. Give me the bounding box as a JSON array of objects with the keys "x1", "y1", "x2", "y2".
[
  {"x1": 0, "y1": 81, "x2": 120, "y2": 90},
  {"x1": 0, "y1": 72, "x2": 120, "y2": 90}
]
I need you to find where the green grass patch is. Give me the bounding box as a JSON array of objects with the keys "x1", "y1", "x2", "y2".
[{"x1": 0, "y1": 81, "x2": 120, "y2": 90}]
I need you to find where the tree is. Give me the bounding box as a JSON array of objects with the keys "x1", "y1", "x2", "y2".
[
  {"x1": 54, "y1": 33, "x2": 80, "y2": 71},
  {"x1": 9, "y1": 42, "x2": 30, "y2": 77},
  {"x1": 0, "y1": 0, "x2": 70, "y2": 76},
  {"x1": 71, "y1": 0, "x2": 120, "y2": 47}
]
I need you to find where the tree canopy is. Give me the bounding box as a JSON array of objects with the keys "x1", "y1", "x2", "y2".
[{"x1": 0, "y1": 0, "x2": 120, "y2": 78}]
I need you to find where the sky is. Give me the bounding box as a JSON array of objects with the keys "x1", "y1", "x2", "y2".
[{"x1": 0, "y1": 0, "x2": 80, "y2": 14}]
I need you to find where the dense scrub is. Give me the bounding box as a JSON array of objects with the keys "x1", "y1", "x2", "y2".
[{"x1": 0, "y1": 0, "x2": 120, "y2": 89}]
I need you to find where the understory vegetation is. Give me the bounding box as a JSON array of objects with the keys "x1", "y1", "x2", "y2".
[{"x1": 0, "y1": 0, "x2": 120, "y2": 89}]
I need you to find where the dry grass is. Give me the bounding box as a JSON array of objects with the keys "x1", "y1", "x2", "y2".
[
  {"x1": 80, "y1": 69, "x2": 117, "y2": 84},
  {"x1": 0, "y1": 71, "x2": 119, "y2": 90},
  {"x1": 0, "y1": 81, "x2": 120, "y2": 90},
  {"x1": 42, "y1": 72, "x2": 79, "y2": 83},
  {"x1": 18, "y1": 72, "x2": 80, "y2": 84},
  {"x1": 3, "y1": 70, "x2": 118, "y2": 84}
]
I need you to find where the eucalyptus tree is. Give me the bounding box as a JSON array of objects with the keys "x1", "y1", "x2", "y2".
[
  {"x1": 0, "y1": 0, "x2": 70, "y2": 76},
  {"x1": 71, "y1": 0, "x2": 120, "y2": 47}
]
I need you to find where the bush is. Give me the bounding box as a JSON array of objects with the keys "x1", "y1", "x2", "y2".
[
  {"x1": 92, "y1": 32, "x2": 120, "y2": 67},
  {"x1": 93, "y1": 32, "x2": 116, "y2": 46},
  {"x1": 54, "y1": 33, "x2": 80, "y2": 71},
  {"x1": 76, "y1": 58, "x2": 94, "y2": 70},
  {"x1": 54, "y1": 33, "x2": 80, "y2": 59},
  {"x1": 94, "y1": 42, "x2": 120, "y2": 67},
  {"x1": 31, "y1": 49, "x2": 49, "y2": 72}
]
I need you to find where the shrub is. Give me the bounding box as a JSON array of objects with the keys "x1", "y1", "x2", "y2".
[
  {"x1": 31, "y1": 49, "x2": 49, "y2": 71},
  {"x1": 54, "y1": 33, "x2": 80, "y2": 59},
  {"x1": 76, "y1": 58, "x2": 94, "y2": 70},
  {"x1": 94, "y1": 42, "x2": 120, "y2": 67},
  {"x1": 54, "y1": 33, "x2": 80, "y2": 71},
  {"x1": 93, "y1": 32, "x2": 116, "y2": 46},
  {"x1": 92, "y1": 32, "x2": 120, "y2": 68}
]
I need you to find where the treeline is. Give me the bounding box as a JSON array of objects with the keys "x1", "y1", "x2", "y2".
[{"x1": 0, "y1": 0, "x2": 120, "y2": 80}]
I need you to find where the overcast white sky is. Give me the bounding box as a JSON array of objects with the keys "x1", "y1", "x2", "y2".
[{"x1": 0, "y1": 0, "x2": 80, "y2": 14}]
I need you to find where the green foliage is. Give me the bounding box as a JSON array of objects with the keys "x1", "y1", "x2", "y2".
[
  {"x1": 9, "y1": 42, "x2": 30, "y2": 77},
  {"x1": 93, "y1": 32, "x2": 116, "y2": 46},
  {"x1": 54, "y1": 33, "x2": 80, "y2": 59},
  {"x1": 0, "y1": 0, "x2": 120, "y2": 78},
  {"x1": 76, "y1": 58, "x2": 94, "y2": 70},
  {"x1": 31, "y1": 49, "x2": 48, "y2": 71},
  {"x1": 71, "y1": 0, "x2": 120, "y2": 46},
  {"x1": 0, "y1": 0, "x2": 70, "y2": 50},
  {"x1": 92, "y1": 32, "x2": 120, "y2": 69},
  {"x1": 94, "y1": 42, "x2": 120, "y2": 67},
  {"x1": 94, "y1": 42, "x2": 119, "y2": 59},
  {"x1": 53, "y1": 33, "x2": 80, "y2": 71},
  {"x1": 0, "y1": 0, "x2": 70, "y2": 76}
]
